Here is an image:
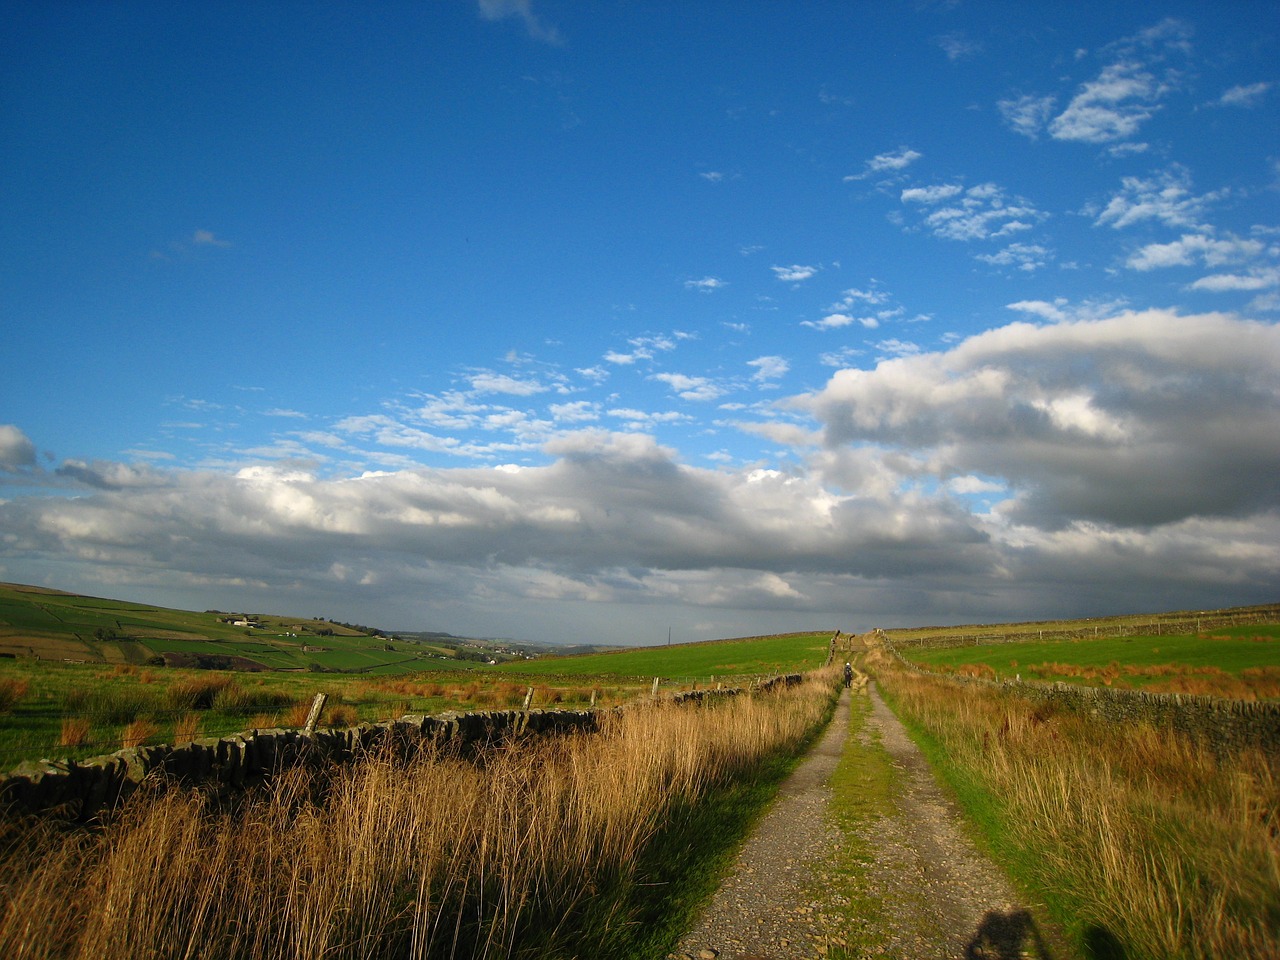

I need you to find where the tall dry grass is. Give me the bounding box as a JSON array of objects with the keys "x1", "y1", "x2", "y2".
[
  {"x1": 874, "y1": 660, "x2": 1279, "y2": 959},
  {"x1": 0, "y1": 669, "x2": 838, "y2": 960}
]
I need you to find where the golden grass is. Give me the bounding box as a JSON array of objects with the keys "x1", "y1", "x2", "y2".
[
  {"x1": 0, "y1": 678, "x2": 28, "y2": 713},
  {"x1": 58, "y1": 718, "x2": 91, "y2": 749},
  {"x1": 0, "y1": 669, "x2": 838, "y2": 959},
  {"x1": 873, "y1": 656, "x2": 1279, "y2": 959},
  {"x1": 120, "y1": 718, "x2": 158, "y2": 749},
  {"x1": 172, "y1": 713, "x2": 202, "y2": 746}
]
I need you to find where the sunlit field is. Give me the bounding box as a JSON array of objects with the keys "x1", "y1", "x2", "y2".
[
  {"x1": 0, "y1": 669, "x2": 841, "y2": 960},
  {"x1": 868, "y1": 646, "x2": 1279, "y2": 959},
  {"x1": 899, "y1": 624, "x2": 1280, "y2": 700}
]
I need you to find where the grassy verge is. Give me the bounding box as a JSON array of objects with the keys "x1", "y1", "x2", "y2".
[
  {"x1": 0, "y1": 668, "x2": 842, "y2": 960},
  {"x1": 811, "y1": 689, "x2": 899, "y2": 959},
  {"x1": 870, "y1": 652, "x2": 1279, "y2": 960}
]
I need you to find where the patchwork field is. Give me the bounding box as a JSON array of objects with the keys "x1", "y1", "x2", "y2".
[
  {"x1": 898, "y1": 624, "x2": 1280, "y2": 699},
  {"x1": 0, "y1": 581, "x2": 457, "y2": 673},
  {"x1": 493, "y1": 631, "x2": 833, "y2": 680},
  {"x1": 0, "y1": 584, "x2": 833, "y2": 769}
]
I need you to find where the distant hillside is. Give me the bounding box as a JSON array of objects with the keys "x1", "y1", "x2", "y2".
[{"x1": 0, "y1": 582, "x2": 465, "y2": 675}]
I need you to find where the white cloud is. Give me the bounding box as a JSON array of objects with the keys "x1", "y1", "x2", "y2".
[
  {"x1": 747, "y1": 356, "x2": 789, "y2": 383},
  {"x1": 468, "y1": 372, "x2": 547, "y2": 396},
  {"x1": 845, "y1": 146, "x2": 922, "y2": 181},
  {"x1": 935, "y1": 32, "x2": 981, "y2": 62},
  {"x1": 477, "y1": 0, "x2": 562, "y2": 45},
  {"x1": 550, "y1": 401, "x2": 601, "y2": 423},
  {"x1": 901, "y1": 184, "x2": 963, "y2": 205},
  {"x1": 975, "y1": 243, "x2": 1052, "y2": 272},
  {"x1": 652, "y1": 373, "x2": 728, "y2": 402},
  {"x1": 700, "y1": 171, "x2": 724, "y2": 182},
  {"x1": 1091, "y1": 165, "x2": 1220, "y2": 231},
  {"x1": 802, "y1": 313, "x2": 878, "y2": 331},
  {"x1": 1190, "y1": 267, "x2": 1280, "y2": 293},
  {"x1": 902, "y1": 182, "x2": 1045, "y2": 242},
  {"x1": 947, "y1": 475, "x2": 1007, "y2": 496},
  {"x1": 685, "y1": 276, "x2": 727, "y2": 292},
  {"x1": 0, "y1": 425, "x2": 38, "y2": 472},
  {"x1": 192, "y1": 229, "x2": 232, "y2": 248},
  {"x1": 1047, "y1": 19, "x2": 1191, "y2": 145},
  {"x1": 1049, "y1": 60, "x2": 1166, "y2": 143},
  {"x1": 818, "y1": 347, "x2": 864, "y2": 368},
  {"x1": 797, "y1": 308, "x2": 1280, "y2": 529},
  {"x1": 1217, "y1": 82, "x2": 1270, "y2": 108},
  {"x1": 1125, "y1": 233, "x2": 1266, "y2": 271},
  {"x1": 603, "y1": 334, "x2": 678, "y2": 365},
  {"x1": 771, "y1": 264, "x2": 819, "y2": 283},
  {"x1": 998, "y1": 94, "x2": 1056, "y2": 138}
]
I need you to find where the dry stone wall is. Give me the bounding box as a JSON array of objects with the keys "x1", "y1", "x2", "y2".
[
  {"x1": 884, "y1": 644, "x2": 1280, "y2": 758},
  {"x1": 0, "y1": 707, "x2": 597, "y2": 821},
  {"x1": 0, "y1": 676, "x2": 807, "y2": 821}
]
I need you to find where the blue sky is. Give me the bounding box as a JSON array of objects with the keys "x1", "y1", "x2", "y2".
[{"x1": 2, "y1": 1, "x2": 1278, "y2": 644}]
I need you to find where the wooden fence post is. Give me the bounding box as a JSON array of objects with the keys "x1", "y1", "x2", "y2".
[
  {"x1": 523, "y1": 687, "x2": 534, "y2": 710},
  {"x1": 651, "y1": 677, "x2": 660, "y2": 698},
  {"x1": 303, "y1": 693, "x2": 327, "y2": 734}
]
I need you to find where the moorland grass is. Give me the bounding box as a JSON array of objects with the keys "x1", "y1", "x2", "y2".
[
  {"x1": 0, "y1": 668, "x2": 841, "y2": 960},
  {"x1": 870, "y1": 648, "x2": 1279, "y2": 960},
  {"x1": 901, "y1": 627, "x2": 1280, "y2": 699}
]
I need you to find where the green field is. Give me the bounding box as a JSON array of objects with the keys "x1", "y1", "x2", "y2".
[
  {"x1": 495, "y1": 631, "x2": 833, "y2": 680},
  {"x1": 899, "y1": 624, "x2": 1280, "y2": 698},
  {"x1": 0, "y1": 582, "x2": 451, "y2": 673}
]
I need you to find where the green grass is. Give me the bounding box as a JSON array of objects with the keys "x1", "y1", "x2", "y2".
[
  {"x1": 0, "y1": 659, "x2": 533, "y2": 769},
  {"x1": 0, "y1": 581, "x2": 407, "y2": 671},
  {"x1": 493, "y1": 631, "x2": 832, "y2": 680},
  {"x1": 903, "y1": 628, "x2": 1280, "y2": 686},
  {"x1": 815, "y1": 690, "x2": 901, "y2": 959}
]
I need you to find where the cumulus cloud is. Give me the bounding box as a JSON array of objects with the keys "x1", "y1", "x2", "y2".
[
  {"x1": 1049, "y1": 60, "x2": 1167, "y2": 143},
  {"x1": 3, "y1": 315, "x2": 1278, "y2": 644},
  {"x1": 1047, "y1": 19, "x2": 1191, "y2": 145},
  {"x1": 0, "y1": 425, "x2": 38, "y2": 472},
  {"x1": 795, "y1": 308, "x2": 1280, "y2": 529}
]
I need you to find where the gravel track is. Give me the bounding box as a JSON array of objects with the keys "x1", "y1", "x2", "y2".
[{"x1": 670, "y1": 680, "x2": 1063, "y2": 960}]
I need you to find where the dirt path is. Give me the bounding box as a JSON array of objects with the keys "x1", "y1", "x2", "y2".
[{"x1": 670, "y1": 681, "x2": 1061, "y2": 960}]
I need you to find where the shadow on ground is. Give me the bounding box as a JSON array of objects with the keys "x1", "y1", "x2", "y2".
[{"x1": 964, "y1": 909, "x2": 1055, "y2": 959}]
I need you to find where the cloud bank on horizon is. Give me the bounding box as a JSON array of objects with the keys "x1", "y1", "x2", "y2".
[{"x1": 1, "y1": 3, "x2": 1277, "y2": 643}]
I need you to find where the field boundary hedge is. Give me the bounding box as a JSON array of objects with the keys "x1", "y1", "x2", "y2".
[
  {"x1": 879, "y1": 637, "x2": 1279, "y2": 757},
  {"x1": 0, "y1": 675, "x2": 803, "y2": 820}
]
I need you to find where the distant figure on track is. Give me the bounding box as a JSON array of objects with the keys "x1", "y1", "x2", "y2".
[{"x1": 843, "y1": 662, "x2": 853, "y2": 688}]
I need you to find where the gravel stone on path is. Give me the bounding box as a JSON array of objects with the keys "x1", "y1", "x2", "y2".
[{"x1": 670, "y1": 679, "x2": 1063, "y2": 960}]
